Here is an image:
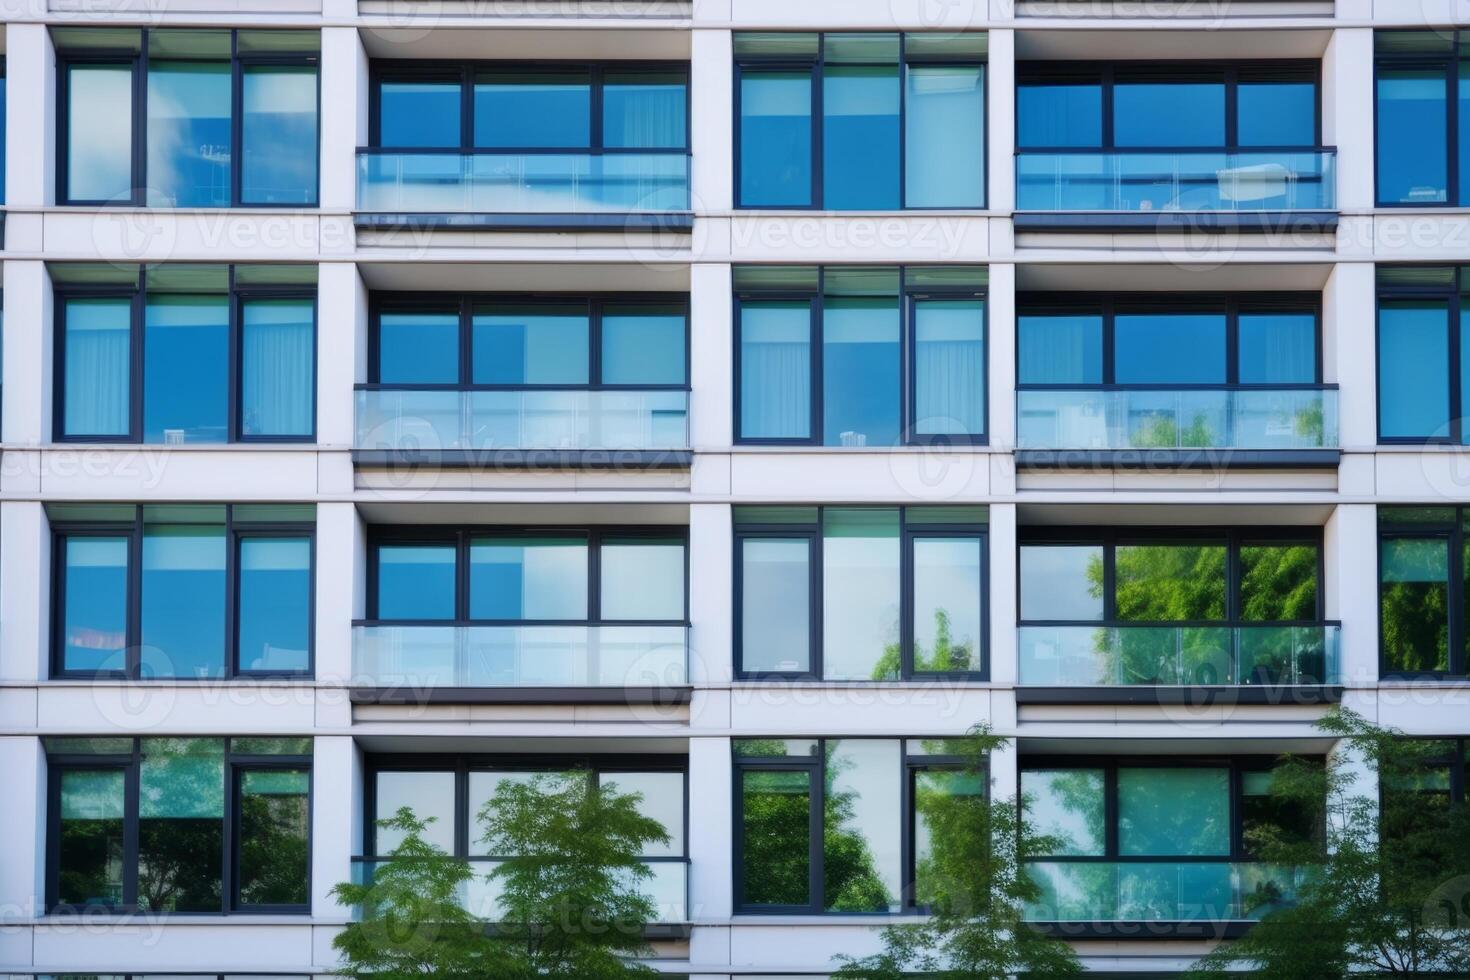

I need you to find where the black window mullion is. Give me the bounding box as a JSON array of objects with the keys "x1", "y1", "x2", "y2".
[
  {"x1": 588, "y1": 528, "x2": 603, "y2": 622},
  {"x1": 591, "y1": 64, "x2": 604, "y2": 150},
  {"x1": 813, "y1": 39, "x2": 825, "y2": 210},
  {"x1": 456, "y1": 530, "x2": 470, "y2": 622},
  {"x1": 454, "y1": 758, "x2": 470, "y2": 857},
  {"x1": 130, "y1": 277, "x2": 146, "y2": 443},
  {"x1": 812, "y1": 510, "x2": 825, "y2": 679},
  {"x1": 1450, "y1": 59, "x2": 1461, "y2": 207},
  {"x1": 460, "y1": 296, "x2": 473, "y2": 387},
  {"x1": 230, "y1": 32, "x2": 242, "y2": 207},
  {"x1": 1453, "y1": 516, "x2": 1467, "y2": 676},
  {"x1": 228, "y1": 269, "x2": 241, "y2": 442},
  {"x1": 133, "y1": 44, "x2": 147, "y2": 205},
  {"x1": 462, "y1": 65, "x2": 474, "y2": 150},
  {"x1": 1224, "y1": 66, "x2": 1239, "y2": 148},
  {"x1": 123, "y1": 741, "x2": 141, "y2": 907},
  {"x1": 224, "y1": 506, "x2": 238, "y2": 678},
  {"x1": 811, "y1": 280, "x2": 824, "y2": 446},
  {"x1": 809, "y1": 745, "x2": 825, "y2": 913},
  {"x1": 899, "y1": 527, "x2": 914, "y2": 679},
  {"x1": 1104, "y1": 764, "x2": 1119, "y2": 858},
  {"x1": 897, "y1": 54, "x2": 908, "y2": 210},
  {"x1": 589, "y1": 299, "x2": 603, "y2": 386},
  {"x1": 127, "y1": 508, "x2": 144, "y2": 678},
  {"x1": 1452, "y1": 290, "x2": 1464, "y2": 445}
]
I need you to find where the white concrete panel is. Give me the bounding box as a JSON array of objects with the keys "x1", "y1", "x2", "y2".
[
  {"x1": 0, "y1": 502, "x2": 49, "y2": 683},
  {"x1": 717, "y1": 215, "x2": 992, "y2": 264},
  {"x1": 727, "y1": 686, "x2": 996, "y2": 732},
  {"x1": 33, "y1": 685, "x2": 319, "y2": 734},
  {"x1": 31, "y1": 447, "x2": 322, "y2": 498},
  {"x1": 30, "y1": 922, "x2": 317, "y2": 972},
  {"x1": 688, "y1": 736, "x2": 733, "y2": 921},
  {"x1": 988, "y1": 502, "x2": 1017, "y2": 685},
  {"x1": 0, "y1": 738, "x2": 45, "y2": 923},
  {"x1": 5, "y1": 24, "x2": 53, "y2": 209},
  {"x1": 320, "y1": 27, "x2": 366, "y2": 213},
  {"x1": 692, "y1": 29, "x2": 734, "y2": 213},
  {"x1": 317, "y1": 262, "x2": 362, "y2": 448},
  {"x1": 690, "y1": 503, "x2": 734, "y2": 685},
  {"x1": 33, "y1": 212, "x2": 343, "y2": 264},
  {"x1": 729, "y1": 450, "x2": 992, "y2": 500},
  {"x1": 691, "y1": 262, "x2": 734, "y2": 450},
  {"x1": 3, "y1": 261, "x2": 53, "y2": 447}
]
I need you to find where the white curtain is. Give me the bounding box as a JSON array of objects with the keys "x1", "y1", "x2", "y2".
[{"x1": 242, "y1": 300, "x2": 313, "y2": 436}]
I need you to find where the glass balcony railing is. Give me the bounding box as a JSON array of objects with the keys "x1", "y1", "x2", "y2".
[
  {"x1": 355, "y1": 388, "x2": 690, "y2": 454},
  {"x1": 1017, "y1": 624, "x2": 1341, "y2": 687},
  {"x1": 352, "y1": 624, "x2": 689, "y2": 689},
  {"x1": 1015, "y1": 150, "x2": 1336, "y2": 212},
  {"x1": 357, "y1": 150, "x2": 691, "y2": 214},
  {"x1": 1016, "y1": 387, "x2": 1338, "y2": 451},
  {"x1": 1026, "y1": 861, "x2": 1307, "y2": 923},
  {"x1": 351, "y1": 856, "x2": 688, "y2": 923}
]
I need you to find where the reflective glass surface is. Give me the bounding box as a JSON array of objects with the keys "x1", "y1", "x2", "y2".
[{"x1": 237, "y1": 538, "x2": 311, "y2": 673}]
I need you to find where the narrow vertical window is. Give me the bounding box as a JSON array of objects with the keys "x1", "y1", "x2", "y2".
[
  {"x1": 739, "y1": 70, "x2": 813, "y2": 207},
  {"x1": 1381, "y1": 536, "x2": 1451, "y2": 673},
  {"x1": 1378, "y1": 299, "x2": 1450, "y2": 440},
  {"x1": 739, "y1": 300, "x2": 812, "y2": 440},
  {"x1": 62, "y1": 298, "x2": 132, "y2": 438},
  {"x1": 913, "y1": 298, "x2": 985, "y2": 439},
  {"x1": 237, "y1": 769, "x2": 310, "y2": 907},
  {"x1": 60, "y1": 537, "x2": 130, "y2": 673},
  {"x1": 240, "y1": 298, "x2": 314, "y2": 438},
  {"x1": 241, "y1": 65, "x2": 319, "y2": 205},
  {"x1": 740, "y1": 769, "x2": 812, "y2": 907},
  {"x1": 141, "y1": 515, "x2": 227, "y2": 678},
  {"x1": 1377, "y1": 67, "x2": 1449, "y2": 205},
  {"x1": 67, "y1": 64, "x2": 134, "y2": 202},
  {"x1": 740, "y1": 538, "x2": 812, "y2": 674},
  {"x1": 237, "y1": 538, "x2": 312, "y2": 673},
  {"x1": 57, "y1": 769, "x2": 126, "y2": 907},
  {"x1": 146, "y1": 58, "x2": 232, "y2": 208},
  {"x1": 905, "y1": 66, "x2": 984, "y2": 207},
  {"x1": 143, "y1": 295, "x2": 229, "y2": 443},
  {"x1": 823, "y1": 59, "x2": 901, "y2": 210},
  {"x1": 822, "y1": 509, "x2": 900, "y2": 680},
  {"x1": 137, "y1": 738, "x2": 226, "y2": 911}
]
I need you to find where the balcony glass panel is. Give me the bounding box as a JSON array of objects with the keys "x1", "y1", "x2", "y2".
[
  {"x1": 1015, "y1": 150, "x2": 1335, "y2": 212},
  {"x1": 1026, "y1": 861, "x2": 1307, "y2": 922}
]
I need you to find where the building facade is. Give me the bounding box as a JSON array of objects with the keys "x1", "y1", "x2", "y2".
[{"x1": 0, "y1": 0, "x2": 1464, "y2": 977}]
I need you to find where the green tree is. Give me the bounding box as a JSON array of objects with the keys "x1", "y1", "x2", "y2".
[{"x1": 870, "y1": 608, "x2": 975, "y2": 680}]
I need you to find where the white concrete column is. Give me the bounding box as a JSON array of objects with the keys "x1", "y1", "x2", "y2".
[
  {"x1": 316, "y1": 261, "x2": 364, "y2": 449},
  {"x1": 0, "y1": 502, "x2": 50, "y2": 683},
  {"x1": 986, "y1": 30, "x2": 1016, "y2": 215},
  {"x1": 687, "y1": 735, "x2": 733, "y2": 928},
  {"x1": 311, "y1": 735, "x2": 363, "y2": 916},
  {"x1": 1324, "y1": 261, "x2": 1375, "y2": 453},
  {"x1": 689, "y1": 503, "x2": 733, "y2": 687},
  {"x1": 0, "y1": 738, "x2": 45, "y2": 935},
  {"x1": 691, "y1": 29, "x2": 734, "y2": 213},
  {"x1": 988, "y1": 502, "x2": 1017, "y2": 687},
  {"x1": 691, "y1": 263, "x2": 733, "y2": 451},
  {"x1": 315, "y1": 502, "x2": 363, "y2": 691},
  {"x1": 5, "y1": 23, "x2": 55, "y2": 212},
  {"x1": 1324, "y1": 28, "x2": 1374, "y2": 212},
  {"x1": 987, "y1": 263, "x2": 1015, "y2": 450},
  {"x1": 1325, "y1": 503, "x2": 1377, "y2": 689},
  {"x1": 3, "y1": 260, "x2": 53, "y2": 448},
  {"x1": 989, "y1": 734, "x2": 1019, "y2": 803},
  {"x1": 319, "y1": 27, "x2": 368, "y2": 213}
]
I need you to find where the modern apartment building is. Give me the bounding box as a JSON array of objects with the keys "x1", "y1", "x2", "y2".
[{"x1": 0, "y1": 0, "x2": 1465, "y2": 977}]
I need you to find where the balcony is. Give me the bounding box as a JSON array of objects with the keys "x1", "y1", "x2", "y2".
[
  {"x1": 350, "y1": 623, "x2": 690, "y2": 706},
  {"x1": 1017, "y1": 624, "x2": 1342, "y2": 704},
  {"x1": 353, "y1": 387, "x2": 691, "y2": 469},
  {"x1": 1014, "y1": 149, "x2": 1337, "y2": 232},
  {"x1": 355, "y1": 150, "x2": 692, "y2": 231},
  {"x1": 1015, "y1": 386, "x2": 1339, "y2": 469}
]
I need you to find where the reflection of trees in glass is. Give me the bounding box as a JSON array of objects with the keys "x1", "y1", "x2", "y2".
[
  {"x1": 1129, "y1": 412, "x2": 1217, "y2": 449},
  {"x1": 740, "y1": 770, "x2": 810, "y2": 906},
  {"x1": 57, "y1": 770, "x2": 125, "y2": 907},
  {"x1": 1381, "y1": 539, "x2": 1450, "y2": 672},
  {"x1": 822, "y1": 743, "x2": 892, "y2": 912},
  {"x1": 137, "y1": 738, "x2": 224, "y2": 912},
  {"x1": 869, "y1": 609, "x2": 974, "y2": 679},
  {"x1": 238, "y1": 769, "x2": 310, "y2": 905}
]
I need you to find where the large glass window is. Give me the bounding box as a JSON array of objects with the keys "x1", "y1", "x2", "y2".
[
  {"x1": 56, "y1": 28, "x2": 319, "y2": 206},
  {"x1": 735, "y1": 265, "x2": 987, "y2": 446},
  {"x1": 51, "y1": 504, "x2": 315, "y2": 678},
  {"x1": 1377, "y1": 506, "x2": 1470, "y2": 677},
  {"x1": 55, "y1": 264, "x2": 317, "y2": 444},
  {"x1": 1376, "y1": 266, "x2": 1470, "y2": 443},
  {"x1": 736, "y1": 33, "x2": 986, "y2": 209},
  {"x1": 46, "y1": 737, "x2": 312, "y2": 913},
  {"x1": 735, "y1": 506, "x2": 987, "y2": 679},
  {"x1": 1374, "y1": 31, "x2": 1470, "y2": 206}
]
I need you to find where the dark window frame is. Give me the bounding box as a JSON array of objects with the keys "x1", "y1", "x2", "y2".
[
  {"x1": 1375, "y1": 266, "x2": 1468, "y2": 445},
  {"x1": 1377, "y1": 505, "x2": 1470, "y2": 678},
  {"x1": 1373, "y1": 31, "x2": 1467, "y2": 208}
]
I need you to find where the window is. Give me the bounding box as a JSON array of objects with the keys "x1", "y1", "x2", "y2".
[
  {"x1": 734, "y1": 738, "x2": 983, "y2": 914},
  {"x1": 735, "y1": 506, "x2": 987, "y2": 680},
  {"x1": 51, "y1": 504, "x2": 315, "y2": 679},
  {"x1": 1376, "y1": 266, "x2": 1470, "y2": 443},
  {"x1": 1376, "y1": 506, "x2": 1470, "y2": 677},
  {"x1": 735, "y1": 266, "x2": 987, "y2": 446},
  {"x1": 55, "y1": 28, "x2": 320, "y2": 207},
  {"x1": 46, "y1": 736, "x2": 311, "y2": 914},
  {"x1": 735, "y1": 33, "x2": 986, "y2": 209},
  {"x1": 54, "y1": 264, "x2": 317, "y2": 444},
  {"x1": 1374, "y1": 32, "x2": 1470, "y2": 206},
  {"x1": 1379, "y1": 738, "x2": 1470, "y2": 843}
]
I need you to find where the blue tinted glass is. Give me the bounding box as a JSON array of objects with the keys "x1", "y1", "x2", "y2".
[
  {"x1": 1018, "y1": 314, "x2": 1104, "y2": 384},
  {"x1": 474, "y1": 72, "x2": 590, "y2": 148},
  {"x1": 1114, "y1": 82, "x2": 1225, "y2": 147},
  {"x1": 68, "y1": 64, "x2": 134, "y2": 202},
  {"x1": 1463, "y1": 308, "x2": 1470, "y2": 446},
  {"x1": 144, "y1": 295, "x2": 229, "y2": 443},
  {"x1": 914, "y1": 300, "x2": 985, "y2": 437},
  {"x1": 237, "y1": 537, "x2": 311, "y2": 673},
  {"x1": 1379, "y1": 300, "x2": 1449, "y2": 439},
  {"x1": 0, "y1": 77, "x2": 7, "y2": 202},
  {"x1": 1237, "y1": 81, "x2": 1315, "y2": 147},
  {"x1": 63, "y1": 537, "x2": 129, "y2": 673},
  {"x1": 471, "y1": 306, "x2": 588, "y2": 384},
  {"x1": 604, "y1": 71, "x2": 687, "y2": 149},
  {"x1": 740, "y1": 70, "x2": 812, "y2": 206},
  {"x1": 379, "y1": 312, "x2": 459, "y2": 384},
  {"x1": 1114, "y1": 313, "x2": 1227, "y2": 384},
  {"x1": 377, "y1": 545, "x2": 456, "y2": 620},
  {"x1": 1238, "y1": 312, "x2": 1316, "y2": 384},
  {"x1": 1460, "y1": 65, "x2": 1470, "y2": 205},
  {"x1": 64, "y1": 298, "x2": 132, "y2": 437},
  {"x1": 1377, "y1": 68, "x2": 1448, "y2": 205},
  {"x1": 242, "y1": 299, "x2": 314, "y2": 438},
  {"x1": 824, "y1": 297, "x2": 900, "y2": 446},
  {"x1": 1017, "y1": 82, "x2": 1102, "y2": 147},
  {"x1": 469, "y1": 537, "x2": 588, "y2": 620},
  {"x1": 906, "y1": 66, "x2": 985, "y2": 207},
  {"x1": 602, "y1": 309, "x2": 687, "y2": 385},
  {"x1": 241, "y1": 65, "x2": 319, "y2": 205},
  {"x1": 380, "y1": 81, "x2": 461, "y2": 148},
  {"x1": 141, "y1": 524, "x2": 226, "y2": 678},
  {"x1": 824, "y1": 66, "x2": 900, "y2": 209},
  {"x1": 147, "y1": 62, "x2": 231, "y2": 207},
  {"x1": 741, "y1": 300, "x2": 811, "y2": 439}
]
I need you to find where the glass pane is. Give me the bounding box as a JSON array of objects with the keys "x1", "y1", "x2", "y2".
[
  {"x1": 740, "y1": 70, "x2": 812, "y2": 206},
  {"x1": 58, "y1": 769, "x2": 126, "y2": 907},
  {"x1": 147, "y1": 61, "x2": 231, "y2": 207},
  {"x1": 1114, "y1": 81, "x2": 1225, "y2": 147},
  {"x1": 1114, "y1": 543, "x2": 1227, "y2": 621},
  {"x1": 602, "y1": 309, "x2": 686, "y2": 385},
  {"x1": 603, "y1": 70, "x2": 687, "y2": 149},
  {"x1": 1463, "y1": 307, "x2": 1470, "y2": 445},
  {"x1": 1242, "y1": 767, "x2": 1318, "y2": 853},
  {"x1": 906, "y1": 66, "x2": 984, "y2": 207},
  {"x1": 1461, "y1": 64, "x2": 1470, "y2": 205},
  {"x1": 601, "y1": 539, "x2": 685, "y2": 621},
  {"x1": 1237, "y1": 81, "x2": 1316, "y2": 147},
  {"x1": 67, "y1": 64, "x2": 134, "y2": 202},
  {"x1": 469, "y1": 537, "x2": 588, "y2": 620},
  {"x1": 913, "y1": 769, "x2": 985, "y2": 908},
  {"x1": 238, "y1": 769, "x2": 309, "y2": 906},
  {"x1": 824, "y1": 65, "x2": 900, "y2": 209},
  {"x1": 472, "y1": 306, "x2": 589, "y2": 385},
  {"x1": 598, "y1": 771, "x2": 684, "y2": 856},
  {"x1": 241, "y1": 65, "x2": 318, "y2": 205},
  {"x1": 62, "y1": 537, "x2": 130, "y2": 672},
  {"x1": 1114, "y1": 313, "x2": 1227, "y2": 384},
  {"x1": 241, "y1": 299, "x2": 314, "y2": 437},
  {"x1": 740, "y1": 300, "x2": 811, "y2": 439},
  {"x1": 474, "y1": 71, "x2": 590, "y2": 148},
  {"x1": 144, "y1": 295, "x2": 229, "y2": 444},
  {"x1": 913, "y1": 538, "x2": 982, "y2": 673},
  {"x1": 1118, "y1": 768, "x2": 1230, "y2": 856},
  {"x1": 379, "y1": 81, "x2": 460, "y2": 148},
  {"x1": 63, "y1": 298, "x2": 131, "y2": 437},
  {"x1": 375, "y1": 770, "x2": 456, "y2": 852},
  {"x1": 914, "y1": 300, "x2": 985, "y2": 437},
  {"x1": 1376, "y1": 68, "x2": 1448, "y2": 204},
  {"x1": 1239, "y1": 542, "x2": 1319, "y2": 621},
  {"x1": 823, "y1": 296, "x2": 900, "y2": 447},
  {"x1": 1018, "y1": 314, "x2": 1104, "y2": 385},
  {"x1": 1022, "y1": 769, "x2": 1105, "y2": 856},
  {"x1": 237, "y1": 538, "x2": 311, "y2": 673},
  {"x1": 1020, "y1": 545, "x2": 1104, "y2": 621},
  {"x1": 1379, "y1": 300, "x2": 1450, "y2": 439},
  {"x1": 1238, "y1": 312, "x2": 1316, "y2": 384},
  {"x1": 1381, "y1": 536, "x2": 1451, "y2": 672},
  {"x1": 734, "y1": 739, "x2": 820, "y2": 758},
  {"x1": 823, "y1": 509, "x2": 900, "y2": 680},
  {"x1": 824, "y1": 740, "x2": 901, "y2": 912},
  {"x1": 379, "y1": 312, "x2": 459, "y2": 384},
  {"x1": 138, "y1": 738, "x2": 225, "y2": 911},
  {"x1": 740, "y1": 769, "x2": 810, "y2": 907},
  {"x1": 741, "y1": 538, "x2": 811, "y2": 673},
  {"x1": 1017, "y1": 81, "x2": 1102, "y2": 147},
  {"x1": 376, "y1": 544, "x2": 456, "y2": 620},
  {"x1": 141, "y1": 524, "x2": 226, "y2": 678}
]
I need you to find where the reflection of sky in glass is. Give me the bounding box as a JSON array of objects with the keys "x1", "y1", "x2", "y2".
[
  {"x1": 913, "y1": 538, "x2": 981, "y2": 670},
  {"x1": 826, "y1": 739, "x2": 901, "y2": 910},
  {"x1": 1020, "y1": 546, "x2": 1104, "y2": 622},
  {"x1": 822, "y1": 509, "x2": 899, "y2": 679},
  {"x1": 69, "y1": 65, "x2": 134, "y2": 202},
  {"x1": 376, "y1": 771, "x2": 455, "y2": 852},
  {"x1": 147, "y1": 62, "x2": 231, "y2": 207},
  {"x1": 1023, "y1": 769, "x2": 1105, "y2": 856}
]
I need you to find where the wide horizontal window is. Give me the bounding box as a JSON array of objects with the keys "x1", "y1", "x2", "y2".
[
  {"x1": 736, "y1": 33, "x2": 986, "y2": 209},
  {"x1": 736, "y1": 265, "x2": 987, "y2": 446},
  {"x1": 51, "y1": 503, "x2": 315, "y2": 679},
  {"x1": 1374, "y1": 32, "x2": 1470, "y2": 206},
  {"x1": 1376, "y1": 266, "x2": 1470, "y2": 443},
  {"x1": 1376, "y1": 506, "x2": 1470, "y2": 677},
  {"x1": 46, "y1": 736, "x2": 312, "y2": 914},
  {"x1": 735, "y1": 505, "x2": 987, "y2": 680},
  {"x1": 55, "y1": 28, "x2": 319, "y2": 207},
  {"x1": 54, "y1": 263, "x2": 317, "y2": 444}
]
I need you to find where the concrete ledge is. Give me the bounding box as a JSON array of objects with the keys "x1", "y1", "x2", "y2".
[
  {"x1": 1015, "y1": 448, "x2": 1341, "y2": 470},
  {"x1": 1015, "y1": 685, "x2": 1344, "y2": 706}
]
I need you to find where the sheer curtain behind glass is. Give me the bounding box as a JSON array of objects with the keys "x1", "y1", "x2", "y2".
[
  {"x1": 741, "y1": 301, "x2": 811, "y2": 439},
  {"x1": 64, "y1": 298, "x2": 132, "y2": 436},
  {"x1": 914, "y1": 299, "x2": 984, "y2": 437},
  {"x1": 603, "y1": 72, "x2": 687, "y2": 148},
  {"x1": 242, "y1": 299, "x2": 314, "y2": 437}
]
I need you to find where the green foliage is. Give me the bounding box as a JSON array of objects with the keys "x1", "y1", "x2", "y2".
[
  {"x1": 1381, "y1": 539, "x2": 1452, "y2": 672},
  {"x1": 870, "y1": 608, "x2": 975, "y2": 680}
]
